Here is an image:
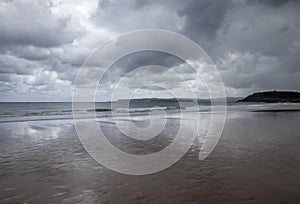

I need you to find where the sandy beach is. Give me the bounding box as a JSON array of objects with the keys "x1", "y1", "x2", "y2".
[{"x1": 0, "y1": 109, "x2": 299, "y2": 203}]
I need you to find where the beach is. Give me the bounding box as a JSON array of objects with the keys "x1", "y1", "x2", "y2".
[
  {"x1": 0, "y1": 105, "x2": 300, "y2": 203},
  {"x1": 2, "y1": 0, "x2": 300, "y2": 203}
]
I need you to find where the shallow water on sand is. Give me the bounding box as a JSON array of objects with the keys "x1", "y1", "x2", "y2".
[{"x1": 0, "y1": 111, "x2": 300, "y2": 203}]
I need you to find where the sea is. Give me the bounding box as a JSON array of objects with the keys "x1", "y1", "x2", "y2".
[{"x1": 0, "y1": 99, "x2": 299, "y2": 123}]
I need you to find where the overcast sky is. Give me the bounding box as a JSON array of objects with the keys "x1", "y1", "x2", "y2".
[{"x1": 0, "y1": 0, "x2": 300, "y2": 101}]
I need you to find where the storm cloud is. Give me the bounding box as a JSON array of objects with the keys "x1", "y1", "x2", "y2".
[{"x1": 0, "y1": 0, "x2": 299, "y2": 101}]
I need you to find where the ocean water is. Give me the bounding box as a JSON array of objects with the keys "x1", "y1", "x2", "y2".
[
  {"x1": 0, "y1": 102, "x2": 300, "y2": 203},
  {"x1": 0, "y1": 101, "x2": 299, "y2": 123}
]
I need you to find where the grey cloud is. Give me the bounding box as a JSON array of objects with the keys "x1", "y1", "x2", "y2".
[
  {"x1": 1, "y1": 46, "x2": 51, "y2": 61},
  {"x1": 99, "y1": 51, "x2": 184, "y2": 85},
  {"x1": 248, "y1": 0, "x2": 293, "y2": 7},
  {"x1": 178, "y1": 0, "x2": 233, "y2": 44},
  {"x1": 92, "y1": 0, "x2": 184, "y2": 33},
  {"x1": 0, "y1": 0, "x2": 77, "y2": 48},
  {"x1": 0, "y1": 54, "x2": 35, "y2": 75},
  {"x1": 1, "y1": 0, "x2": 300, "y2": 101},
  {"x1": 0, "y1": 74, "x2": 14, "y2": 82},
  {"x1": 218, "y1": 51, "x2": 300, "y2": 93},
  {"x1": 213, "y1": 0, "x2": 300, "y2": 94},
  {"x1": 217, "y1": 2, "x2": 300, "y2": 57}
]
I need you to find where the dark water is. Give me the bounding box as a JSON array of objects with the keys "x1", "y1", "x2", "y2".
[{"x1": 0, "y1": 103, "x2": 300, "y2": 203}]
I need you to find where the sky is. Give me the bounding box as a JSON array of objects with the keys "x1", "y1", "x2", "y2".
[{"x1": 0, "y1": 0, "x2": 300, "y2": 101}]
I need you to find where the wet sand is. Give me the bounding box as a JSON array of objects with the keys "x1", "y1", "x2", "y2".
[{"x1": 0, "y1": 111, "x2": 300, "y2": 203}]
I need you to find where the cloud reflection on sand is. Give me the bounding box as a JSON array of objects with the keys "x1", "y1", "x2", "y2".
[{"x1": 0, "y1": 110, "x2": 300, "y2": 203}]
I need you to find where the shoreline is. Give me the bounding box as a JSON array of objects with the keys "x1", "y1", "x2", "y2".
[
  {"x1": 251, "y1": 109, "x2": 300, "y2": 112},
  {"x1": 1, "y1": 105, "x2": 300, "y2": 123}
]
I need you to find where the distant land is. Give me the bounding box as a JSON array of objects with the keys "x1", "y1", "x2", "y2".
[
  {"x1": 238, "y1": 91, "x2": 300, "y2": 103},
  {"x1": 116, "y1": 97, "x2": 240, "y2": 104}
]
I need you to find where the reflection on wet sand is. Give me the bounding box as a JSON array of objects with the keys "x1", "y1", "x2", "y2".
[{"x1": 0, "y1": 111, "x2": 300, "y2": 203}]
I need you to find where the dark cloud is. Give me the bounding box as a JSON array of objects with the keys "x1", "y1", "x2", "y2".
[
  {"x1": 0, "y1": 0, "x2": 300, "y2": 101},
  {"x1": 178, "y1": 0, "x2": 233, "y2": 41},
  {"x1": 92, "y1": 0, "x2": 184, "y2": 33},
  {"x1": 248, "y1": 0, "x2": 292, "y2": 7},
  {"x1": 99, "y1": 51, "x2": 184, "y2": 85},
  {"x1": 217, "y1": 1, "x2": 300, "y2": 57}
]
